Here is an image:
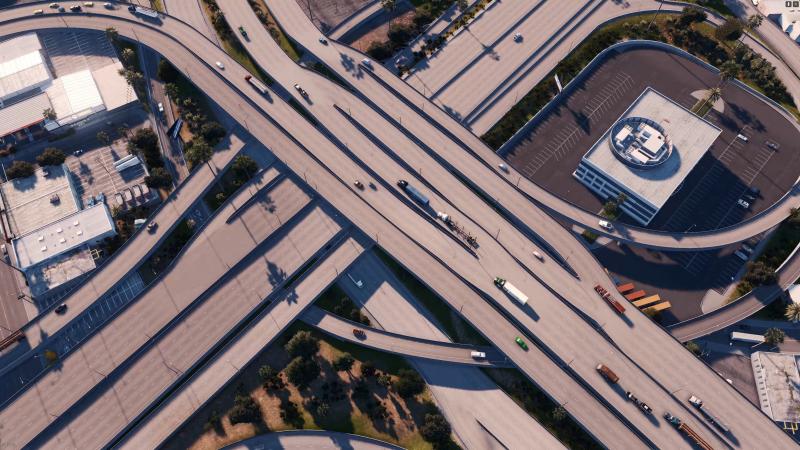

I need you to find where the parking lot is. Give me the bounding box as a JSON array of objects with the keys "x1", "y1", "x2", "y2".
[
  {"x1": 38, "y1": 29, "x2": 118, "y2": 78},
  {"x1": 502, "y1": 47, "x2": 800, "y2": 302},
  {"x1": 66, "y1": 144, "x2": 155, "y2": 212}
]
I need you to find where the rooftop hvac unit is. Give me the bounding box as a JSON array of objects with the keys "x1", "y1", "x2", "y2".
[
  {"x1": 115, "y1": 156, "x2": 141, "y2": 172},
  {"x1": 113, "y1": 154, "x2": 135, "y2": 168}
]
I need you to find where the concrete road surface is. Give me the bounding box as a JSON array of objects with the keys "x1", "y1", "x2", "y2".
[
  {"x1": 301, "y1": 305, "x2": 509, "y2": 367},
  {"x1": 1, "y1": 7, "x2": 793, "y2": 449},
  {"x1": 111, "y1": 236, "x2": 368, "y2": 450},
  {"x1": 221, "y1": 430, "x2": 403, "y2": 450},
  {"x1": 339, "y1": 251, "x2": 565, "y2": 450}
]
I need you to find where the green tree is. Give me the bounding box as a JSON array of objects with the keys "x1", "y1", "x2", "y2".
[
  {"x1": 786, "y1": 303, "x2": 800, "y2": 323},
  {"x1": 457, "y1": 0, "x2": 468, "y2": 12},
  {"x1": 200, "y1": 121, "x2": 226, "y2": 145},
  {"x1": 42, "y1": 107, "x2": 56, "y2": 120},
  {"x1": 96, "y1": 131, "x2": 111, "y2": 145},
  {"x1": 131, "y1": 128, "x2": 159, "y2": 150},
  {"x1": 36, "y1": 148, "x2": 66, "y2": 166},
  {"x1": 286, "y1": 356, "x2": 320, "y2": 388},
  {"x1": 185, "y1": 137, "x2": 213, "y2": 168},
  {"x1": 229, "y1": 392, "x2": 261, "y2": 424},
  {"x1": 144, "y1": 167, "x2": 173, "y2": 189},
  {"x1": 393, "y1": 368, "x2": 425, "y2": 398},
  {"x1": 164, "y1": 83, "x2": 180, "y2": 100},
  {"x1": 420, "y1": 413, "x2": 452, "y2": 446},
  {"x1": 715, "y1": 18, "x2": 744, "y2": 41},
  {"x1": 6, "y1": 160, "x2": 35, "y2": 180},
  {"x1": 718, "y1": 60, "x2": 740, "y2": 87},
  {"x1": 333, "y1": 353, "x2": 355, "y2": 373},
  {"x1": 552, "y1": 405, "x2": 568, "y2": 422},
  {"x1": 285, "y1": 330, "x2": 319, "y2": 358},
  {"x1": 361, "y1": 360, "x2": 377, "y2": 377},
  {"x1": 105, "y1": 27, "x2": 119, "y2": 42},
  {"x1": 120, "y1": 47, "x2": 136, "y2": 66},
  {"x1": 380, "y1": 0, "x2": 396, "y2": 11},
  {"x1": 231, "y1": 155, "x2": 258, "y2": 183},
  {"x1": 764, "y1": 327, "x2": 785, "y2": 347},
  {"x1": 678, "y1": 6, "x2": 706, "y2": 27},
  {"x1": 157, "y1": 59, "x2": 179, "y2": 83},
  {"x1": 708, "y1": 87, "x2": 722, "y2": 105},
  {"x1": 747, "y1": 14, "x2": 763, "y2": 30}
]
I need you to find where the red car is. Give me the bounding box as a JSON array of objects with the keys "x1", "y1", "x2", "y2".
[{"x1": 352, "y1": 328, "x2": 366, "y2": 340}]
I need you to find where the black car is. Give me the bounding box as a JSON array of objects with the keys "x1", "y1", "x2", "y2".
[
  {"x1": 55, "y1": 304, "x2": 67, "y2": 314},
  {"x1": 70, "y1": 5, "x2": 81, "y2": 11},
  {"x1": 128, "y1": 5, "x2": 136, "y2": 12}
]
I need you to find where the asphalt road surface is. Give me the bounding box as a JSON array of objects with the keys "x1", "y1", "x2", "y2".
[{"x1": 221, "y1": 430, "x2": 403, "y2": 450}]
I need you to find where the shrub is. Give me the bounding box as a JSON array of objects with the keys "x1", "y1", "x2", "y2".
[
  {"x1": 259, "y1": 364, "x2": 284, "y2": 390},
  {"x1": 144, "y1": 167, "x2": 173, "y2": 189},
  {"x1": 285, "y1": 330, "x2": 319, "y2": 358},
  {"x1": 393, "y1": 368, "x2": 425, "y2": 398},
  {"x1": 286, "y1": 356, "x2": 320, "y2": 388},
  {"x1": 6, "y1": 160, "x2": 35, "y2": 180},
  {"x1": 229, "y1": 393, "x2": 261, "y2": 424},
  {"x1": 715, "y1": 18, "x2": 743, "y2": 41},
  {"x1": 200, "y1": 121, "x2": 226, "y2": 145},
  {"x1": 36, "y1": 147, "x2": 66, "y2": 166},
  {"x1": 333, "y1": 353, "x2": 355, "y2": 372},
  {"x1": 420, "y1": 413, "x2": 452, "y2": 446}
]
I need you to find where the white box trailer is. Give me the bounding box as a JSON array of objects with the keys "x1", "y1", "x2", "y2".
[{"x1": 494, "y1": 277, "x2": 528, "y2": 305}]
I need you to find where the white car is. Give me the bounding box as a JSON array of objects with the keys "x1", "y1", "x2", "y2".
[
  {"x1": 513, "y1": 33, "x2": 522, "y2": 42},
  {"x1": 361, "y1": 58, "x2": 373, "y2": 69},
  {"x1": 598, "y1": 220, "x2": 613, "y2": 231},
  {"x1": 752, "y1": 0, "x2": 759, "y2": 6},
  {"x1": 736, "y1": 133, "x2": 748, "y2": 142},
  {"x1": 49, "y1": 2, "x2": 59, "y2": 8},
  {"x1": 533, "y1": 250, "x2": 544, "y2": 261},
  {"x1": 215, "y1": 61, "x2": 224, "y2": 69},
  {"x1": 737, "y1": 198, "x2": 750, "y2": 209},
  {"x1": 470, "y1": 351, "x2": 486, "y2": 359},
  {"x1": 157, "y1": 102, "x2": 164, "y2": 113},
  {"x1": 498, "y1": 163, "x2": 509, "y2": 172}
]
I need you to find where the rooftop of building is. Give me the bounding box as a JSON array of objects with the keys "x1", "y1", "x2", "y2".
[
  {"x1": 25, "y1": 246, "x2": 96, "y2": 297},
  {"x1": 12, "y1": 203, "x2": 115, "y2": 270},
  {"x1": 1, "y1": 165, "x2": 79, "y2": 237},
  {"x1": 0, "y1": 33, "x2": 51, "y2": 102},
  {"x1": 0, "y1": 92, "x2": 52, "y2": 138},
  {"x1": 581, "y1": 87, "x2": 721, "y2": 209},
  {"x1": 752, "y1": 351, "x2": 800, "y2": 423}
]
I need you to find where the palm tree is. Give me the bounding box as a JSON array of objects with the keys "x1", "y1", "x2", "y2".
[
  {"x1": 708, "y1": 87, "x2": 722, "y2": 105},
  {"x1": 105, "y1": 27, "x2": 118, "y2": 43},
  {"x1": 764, "y1": 327, "x2": 785, "y2": 348},
  {"x1": 718, "y1": 61, "x2": 740, "y2": 87},
  {"x1": 747, "y1": 14, "x2": 763, "y2": 30},
  {"x1": 786, "y1": 303, "x2": 800, "y2": 323}
]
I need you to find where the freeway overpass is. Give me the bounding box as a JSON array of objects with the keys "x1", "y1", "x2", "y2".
[{"x1": 0, "y1": 2, "x2": 794, "y2": 449}]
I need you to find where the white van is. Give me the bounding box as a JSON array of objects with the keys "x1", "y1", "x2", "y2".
[
  {"x1": 470, "y1": 351, "x2": 486, "y2": 359},
  {"x1": 598, "y1": 220, "x2": 613, "y2": 231}
]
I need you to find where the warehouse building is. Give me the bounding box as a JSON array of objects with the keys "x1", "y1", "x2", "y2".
[{"x1": 573, "y1": 88, "x2": 721, "y2": 225}]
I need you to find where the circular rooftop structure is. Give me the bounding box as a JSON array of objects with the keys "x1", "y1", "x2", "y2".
[{"x1": 609, "y1": 116, "x2": 672, "y2": 170}]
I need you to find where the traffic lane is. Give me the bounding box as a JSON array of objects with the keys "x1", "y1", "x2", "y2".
[
  {"x1": 334, "y1": 251, "x2": 563, "y2": 450},
  {"x1": 9, "y1": 9, "x2": 712, "y2": 446},
  {"x1": 0, "y1": 262, "x2": 26, "y2": 340},
  {"x1": 16, "y1": 132, "x2": 247, "y2": 350},
  {"x1": 163, "y1": 0, "x2": 220, "y2": 46},
  {"x1": 252, "y1": 2, "x2": 756, "y2": 446},
  {"x1": 223, "y1": 430, "x2": 402, "y2": 450},
  {"x1": 265, "y1": 5, "x2": 796, "y2": 447},
  {"x1": 0, "y1": 164, "x2": 292, "y2": 444},
  {"x1": 119, "y1": 236, "x2": 368, "y2": 450},
  {"x1": 300, "y1": 306, "x2": 508, "y2": 367},
  {"x1": 34, "y1": 208, "x2": 346, "y2": 450}
]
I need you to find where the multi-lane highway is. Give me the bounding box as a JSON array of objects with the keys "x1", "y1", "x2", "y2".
[{"x1": 0, "y1": 2, "x2": 796, "y2": 448}]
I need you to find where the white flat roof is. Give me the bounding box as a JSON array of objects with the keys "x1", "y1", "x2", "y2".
[
  {"x1": 13, "y1": 203, "x2": 115, "y2": 270},
  {"x1": 1, "y1": 165, "x2": 79, "y2": 237},
  {"x1": 581, "y1": 88, "x2": 721, "y2": 210},
  {"x1": 45, "y1": 69, "x2": 105, "y2": 126},
  {"x1": 0, "y1": 92, "x2": 51, "y2": 137},
  {"x1": 93, "y1": 61, "x2": 137, "y2": 110},
  {"x1": 0, "y1": 33, "x2": 50, "y2": 101}
]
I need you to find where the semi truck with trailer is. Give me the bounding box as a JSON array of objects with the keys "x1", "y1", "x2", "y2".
[
  {"x1": 494, "y1": 277, "x2": 528, "y2": 305},
  {"x1": 397, "y1": 180, "x2": 430, "y2": 206},
  {"x1": 688, "y1": 395, "x2": 730, "y2": 433},
  {"x1": 663, "y1": 412, "x2": 714, "y2": 450},
  {"x1": 244, "y1": 75, "x2": 269, "y2": 96}
]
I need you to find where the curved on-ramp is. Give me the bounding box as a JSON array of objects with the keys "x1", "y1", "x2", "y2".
[
  {"x1": 300, "y1": 305, "x2": 510, "y2": 367},
  {"x1": 222, "y1": 430, "x2": 404, "y2": 450}
]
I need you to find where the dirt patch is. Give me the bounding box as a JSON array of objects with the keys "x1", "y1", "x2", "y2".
[
  {"x1": 296, "y1": 0, "x2": 373, "y2": 33},
  {"x1": 349, "y1": 8, "x2": 416, "y2": 52},
  {"x1": 165, "y1": 324, "x2": 437, "y2": 450}
]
